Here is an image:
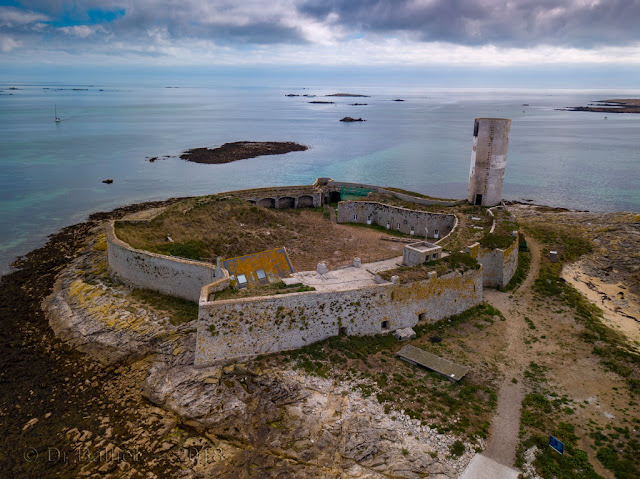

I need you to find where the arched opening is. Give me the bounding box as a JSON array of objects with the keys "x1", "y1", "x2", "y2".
[
  {"x1": 277, "y1": 196, "x2": 296, "y2": 209},
  {"x1": 257, "y1": 197, "x2": 276, "y2": 208},
  {"x1": 329, "y1": 191, "x2": 341, "y2": 203},
  {"x1": 297, "y1": 195, "x2": 314, "y2": 208}
]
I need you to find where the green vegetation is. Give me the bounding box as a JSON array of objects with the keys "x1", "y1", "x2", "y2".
[
  {"x1": 526, "y1": 223, "x2": 640, "y2": 396},
  {"x1": 449, "y1": 440, "x2": 465, "y2": 457},
  {"x1": 518, "y1": 427, "x2": 603, "y2": 479},
  {"x1": 517, "y1": 360, "x2": 602, "y2": 478},
  {"x1": 114, "y1": 196, "x2": 305, "y2": 261},
  {"x1": 516, "y1": 221, "x2": 640, "y2": 478},
  {"x1": 478, "y1": 233, "x2": 515, "y2": 249},
  {"x1": 441, "y1": 250, "x2": 481, "y2": 272},
  {"x1": 383, "y1": 187, "x2": 458, "y2": 202},
  {"x1": 343, "y1": 220, "x2": 416, "y2": 238},
  {"x1": 378, "y1": 251, "x2": 479, "y2": 283},
  {"x1": 129, "y1": 288, "x2": 198, "y2": 325},
  {"x1": 502, "y1": 237, "x2": 531, "y2": 291},
  {"x1": 213, "y1": 281, "x2": 316, "y2": 301},
  {"x1": 261, "y1": 304, "x2": 501, "y2": 442}
]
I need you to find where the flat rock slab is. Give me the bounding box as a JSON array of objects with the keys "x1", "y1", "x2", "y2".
[
  {"x1": 397, "y1": 344, "x2": 469, "y2": 381},
  {"x1": 460, "y1": 453, "x2": 520, "y2": 479}
]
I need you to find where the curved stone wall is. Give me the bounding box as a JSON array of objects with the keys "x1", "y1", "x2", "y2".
[
  {"x1": 336, "y1": 201, "x2": 456, "y2": 240},
  {"x1": 106, "y1": 222, "x2": 228, "y2": 302}
]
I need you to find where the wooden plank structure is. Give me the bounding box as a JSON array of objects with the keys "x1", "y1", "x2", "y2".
[{"x1": 397, "y1": 345, "x2": 469, "y2": 382}]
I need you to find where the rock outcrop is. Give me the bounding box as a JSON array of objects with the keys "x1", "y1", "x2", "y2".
[
  {"x1": 142, "y1": 362, "x2": 477, "y2": 478},
  {"x1": 44, "y1": 249, "x2": 195, "y2": 365}
]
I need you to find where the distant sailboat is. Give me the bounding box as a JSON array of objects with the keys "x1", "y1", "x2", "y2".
[{"x1": 55, "y1": 104, "x2": 61, "y2": 122}]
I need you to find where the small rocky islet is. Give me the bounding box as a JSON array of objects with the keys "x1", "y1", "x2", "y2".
[
  {"x1": 179, "y1": 141, "x2": 308, "y2": 164},
  {"x1": 559, "y1": 98, "x2": 640, "y2": 113}
]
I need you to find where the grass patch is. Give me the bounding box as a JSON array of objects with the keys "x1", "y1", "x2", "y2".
[
  {"x1": 526, "y1": 223, "x2": 640, "y2": 395},
  {"x1": 516, "y1": 220, "x2": 640, "y2": 478},
  {"x1": 343, "y1": 220, "x2": 417, "y2": 239},
  {"x1": 519, "y1": 431, "x2": 603, "y2": 479},
  {"x1": 479, "y1": 233, "x2": 516, "y2": 250},
  {"x1": 378, "y1": 251, "x2": 479, "y2": 283},
  {"x1": 261, "y1": 303, "x2": 500, "y2": 441},
  {"x1": 449, "y1": 440, "x2": 465, "y2": 457},
  {"x1": 443, "y1": 251, "x2": 481, "y2": 272},
  {"x1": 502, "y1": 237, "x2": 531, "y2": 291},
  {"x1": 212, "y1": 281, "x2": 315, "y2": 301},
  {"x1": 383, "y1": 187, "x2": 458, "y2": 202},
  {"x1": 129, "y1": 288, "x2": 198, "y2": 325}
]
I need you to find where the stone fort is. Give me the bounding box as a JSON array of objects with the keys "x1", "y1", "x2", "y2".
[{"x1": 105, "y1": 118, "x2": 517, "y2": 364}]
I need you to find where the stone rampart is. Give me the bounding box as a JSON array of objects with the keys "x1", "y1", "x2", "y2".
[
  {"x1": 467, "y1": 235, "x2": 519, "y2": 288},
  {"x1": 106, "y1": 222, "x2": 229, "y2": 302},
  {"x1": 337, "y1": 201, "x2": 456, "y2": 240},
  {"x1": 195, "y1": 268, "x2": 482, "y2": 364},
  {"x1": 325, "y1": 180, "x2": 464, "y2": 206}
]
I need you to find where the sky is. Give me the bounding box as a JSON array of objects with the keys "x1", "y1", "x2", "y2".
[{"x1": 2, "y1": 0, "x2": 640, "y2": 87}]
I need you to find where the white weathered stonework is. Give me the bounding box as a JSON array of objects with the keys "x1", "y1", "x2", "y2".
[
  {"x1": 466, "y1": 235, "x2": 519, "y2": 289},
  {"x1": 195, "y1": 268, "x2": 482, "y2": 364},
  {"x1": 337, "y1": 201, "x2": 456, "y2": 240},
  {"x1": 106, "y1": 221, "x2": 228, "y2": 302},
  {"x1": 467, "y1": 118, "x2": 511, "y2": 207}
]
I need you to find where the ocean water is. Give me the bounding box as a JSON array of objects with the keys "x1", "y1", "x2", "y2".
[{"x1": 1, "y1": 83, "x2": 639, "y2": 275}]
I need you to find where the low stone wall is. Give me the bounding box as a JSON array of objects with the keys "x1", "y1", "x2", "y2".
[
  {"x1": 195, "y1": 268, "x2": 482, "y2": 364},
  {"x1": 467, "y1": 235, "x2": 519, "y2": 288},
  {"x1": 106, "y1": 222, "x2": 229, "y2": 302},
  {"x1": 337, "y1": 201, "x2": 456, "y2": 240},
  {"x1": 325, "y1": 180, "x2": 464, "y2": 206}
]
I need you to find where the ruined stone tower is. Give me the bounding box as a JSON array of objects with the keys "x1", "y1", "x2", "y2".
[{"x1": 467, "y1": 118, "x2": 511, "y2": 207}]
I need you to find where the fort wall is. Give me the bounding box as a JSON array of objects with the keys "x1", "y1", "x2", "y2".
[
  {"x1": 337, "y1": 201, "x2": 456, "y2": 240},
  {"x1": 466, "y1": 235, "x2": 519, "y2": 289},
  {"x1": 195, "y1": 268, "x2": 482, "y2": 364},
  {"x1": 106, "y1": 221, "x2": 228, "y2": 302}
]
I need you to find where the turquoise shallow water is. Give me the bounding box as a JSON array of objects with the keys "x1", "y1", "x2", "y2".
[{"x1": 1, "y1": 84, "x2": 639, "y2": 275}]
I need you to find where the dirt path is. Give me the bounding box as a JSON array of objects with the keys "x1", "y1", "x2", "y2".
[{"x1": 482, "y1": 240, "x2": 541, "y2": 467}]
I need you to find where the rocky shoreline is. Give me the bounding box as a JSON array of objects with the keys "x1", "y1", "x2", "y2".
[
  {"x1": 558, "y1": 98, "x2": 640, "y2": 113},
  {"x1": 0, "y1": 197, "x2": 477, "y2": 478},
  {"x1": 180, "y1": 141, "x2": 308, "y2": 165},
  {"x1": 0, "y1": 197, "x2": 187, "y2": 478}
]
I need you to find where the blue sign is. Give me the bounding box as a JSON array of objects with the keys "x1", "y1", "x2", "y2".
[{"x1": 549, "y1": 435, "x2": 564, "y2": 455}]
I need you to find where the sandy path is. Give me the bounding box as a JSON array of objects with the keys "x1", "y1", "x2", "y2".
[{"x1": 482, "y1": 240, "x2": 541, "y2": 467}]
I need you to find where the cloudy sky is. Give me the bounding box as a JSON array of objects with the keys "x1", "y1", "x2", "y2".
[{"x1": 2, "y1": 0, "x2": 640, "y2": 85}]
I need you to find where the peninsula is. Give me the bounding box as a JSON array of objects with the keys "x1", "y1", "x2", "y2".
[{"x1": 559, "y1": 98, "x2": 640, "y2": 113}]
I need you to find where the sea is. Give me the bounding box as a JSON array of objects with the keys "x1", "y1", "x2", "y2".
[{"x1": 1, "y1": 83, "x2": 639, "y2": 276}]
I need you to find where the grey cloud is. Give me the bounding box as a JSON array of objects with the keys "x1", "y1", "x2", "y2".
[
  {"x1": 300, "y1": 0, "x2": 640, "y2": 48},
  {"x1": 15, "y1": 0, "x2": 310, "y2": 45},
  {"x1": 6, "y1": 0, "x2": 640, "y2": 49},
  {"x1": 0, "y1": 6, "x2": 49, "y2": 26}
]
